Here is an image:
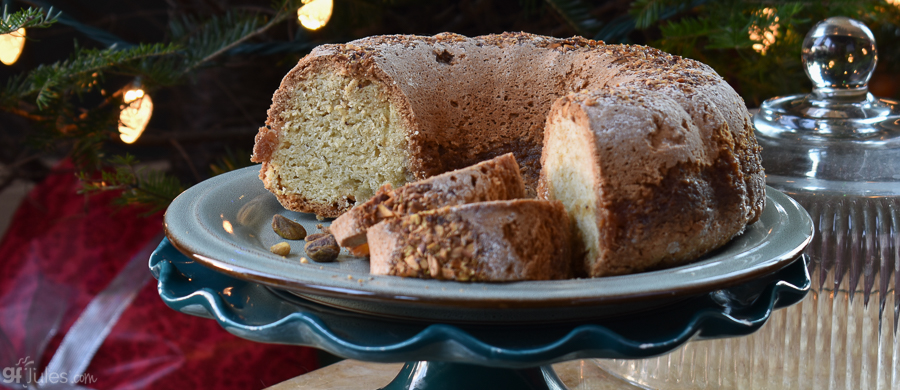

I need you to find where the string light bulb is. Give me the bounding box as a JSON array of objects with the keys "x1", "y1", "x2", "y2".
[
  {"x1": 297, "y1": 0, "x2": 332, "y2": 30},
  {"x1": 119, "y1": 82, "x2": 153, "y2": 144},
  {"x1": 0, "y1": 27, "x2": 26, "y2": 65},
  {"x1": 749, "y1": 8, "x2": 780, "y2": 55}
]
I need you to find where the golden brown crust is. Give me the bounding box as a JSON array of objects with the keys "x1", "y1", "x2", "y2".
[
  {"x1": 271, "y1": 192, "x2": 349, "y2": 219},
  {"x1": 330, "y1": 153, "x2": 526, "y2": 248},
  {"x1": 368, "y1": 199, "x2": 572, "y2": 281},
  {"x1": 251, "y1": 126, "x2": 278, "y2": 164}
]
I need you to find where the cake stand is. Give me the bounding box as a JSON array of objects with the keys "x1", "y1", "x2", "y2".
[
  {"x1": 153, "y1": 166, "x2": 813, "y2": 389},
  {"x1": 151, "y1": 240, "x2": 809, "y2": 389}
]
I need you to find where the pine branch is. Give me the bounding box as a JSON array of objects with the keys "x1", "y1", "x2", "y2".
[
  {"x1": 172, "y1": 9, "x2": 293, "y2": 74},
  {"x1": 637, "y1": 0, "x2": 900, "y2": 106},
  {"x1": 26, "y1": 0, "x2": 133, "y2": 47},
  {"x1": 63, "y1": 5, "x2": 303, "y2": 213},
  {"x1": 78, "y1": 154, "x2": 184, "y2": 216},
  {"x1": 1, "y1": 6, "x2": 59, "y2": 35},
  {"x1": 0, "y1": 4, "x2": 307, "y2": 214},
  {"x1": 592, "y1": 14, "x2": 636, "y2": 43},
  {"x1": 705, "y1": 12, "x2": 755, "y2": 50},
  {"x1": 630, "y1": 0, "x2": 668, "y2": 30},
  {"x1": 657, "y1": 16, "x2": 715, "y2": 58},
  {"x1": 1, "y1": 42, "x2": 180, "y2": 110},
  {"x1": 2, "y1": 3, "x2": 302, "y2": 119},
  {"x1": 630, "y1": 0, "x2": 708, "y2": 31},
  {"x1": 209, "y1": 147, "x2": 253, "y2": 176},
  {"x1": 543, "y1": 0, "x2": 604, "y2": 37}
]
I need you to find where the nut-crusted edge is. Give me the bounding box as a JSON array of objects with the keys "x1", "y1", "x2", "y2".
[
  {"x1": 368, "y1": 199, "x2": 572, "y2": 282},
  {"x1": 330, "y1": 153, "x2": 526, "y2": 248}
]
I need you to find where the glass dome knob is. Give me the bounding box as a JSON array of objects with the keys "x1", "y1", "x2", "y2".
[
  {"x1": 754, "y1": 17, "x2": 899, "y2": 140},
  {"x1": 802, "y1": 16, "x2": 877, "y2": 100}
]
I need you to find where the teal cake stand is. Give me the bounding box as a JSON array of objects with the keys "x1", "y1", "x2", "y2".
[{"x1": 151, "y1": 238, "x2": 810, "y2": 390}]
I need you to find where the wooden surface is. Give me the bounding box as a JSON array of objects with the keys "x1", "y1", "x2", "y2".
[{"x1": 266, "y1": 359, "x2": 643, "y2": 390}]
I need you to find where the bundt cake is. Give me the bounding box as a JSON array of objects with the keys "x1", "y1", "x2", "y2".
[
  {"x1": 367, "y1": 200, "x2": 573, "y2": 281},
  {"x1": 330, "y1": 153, "x2": 526, "y2": 249},
  {"x1": 251, "y1": 31, "x2": 766, "y2": 277}
]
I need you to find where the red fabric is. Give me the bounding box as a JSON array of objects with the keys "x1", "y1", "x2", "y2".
[{"x1": 0, "y1": 161, "x2": 318, "y2": 389}]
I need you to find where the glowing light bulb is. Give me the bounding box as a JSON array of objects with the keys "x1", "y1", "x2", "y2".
[
  {"x1": 749, "y1": 8, "x2": 780, "y2": 55},
  {"x1": 0, "y1": 28, "x2": 26, "y2": 65},
  {"x1": 297, "y1": 0, "x2": 332, "y2": 30},
  {"x1": 119, "y1": 87, "x2": 153, "y2": 144}
]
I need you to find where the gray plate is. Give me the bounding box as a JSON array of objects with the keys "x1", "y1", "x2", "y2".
[{"x1": 164, "y1": 166, "x2": 813, "y2": 323}]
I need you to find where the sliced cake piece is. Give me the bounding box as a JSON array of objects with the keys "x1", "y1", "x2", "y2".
[
  {"x1": 367, "y1": 199, "x2": 573, "y2": 282},
  {"x1": 330, "y1": 153, "x2": 526, "y2": 249},
  {"x1": 538, "y1": 87, "x2": 758, "y2": 277}
]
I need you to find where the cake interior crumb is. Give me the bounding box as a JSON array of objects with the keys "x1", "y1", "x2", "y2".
[
  {"x1": 270, "y1": 72, "x2": 411, "y2": 207},
  {"x1": 543, "y1": 115, "x2": 603, "y2": 272}
]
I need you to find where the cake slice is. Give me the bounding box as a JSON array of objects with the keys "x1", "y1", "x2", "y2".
[
  {"x1": 538, "y1": 87, "x2": 757, "y2": 277},
  {"x1": 367, "y1": 199, "x2": 573, "y2": 282},
  {"x1": 330, "y1": 153, "x2": 526, "y2": 249}
]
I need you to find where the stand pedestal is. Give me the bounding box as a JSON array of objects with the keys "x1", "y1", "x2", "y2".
[{"x1": 382, "y1": 362, "x2": 566, "y2": 390}]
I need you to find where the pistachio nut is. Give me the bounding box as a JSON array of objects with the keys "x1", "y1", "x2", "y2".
[
  {"x1": 304, "y1": 234, "x2": 340, "y2": 262},
  {"x1": 272, "y1": 215, "x2": 307, "y2": 240}
]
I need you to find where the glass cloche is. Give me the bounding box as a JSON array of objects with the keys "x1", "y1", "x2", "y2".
[{"x1": 598, "y1": 16, "x2": 900, "y2": 389}]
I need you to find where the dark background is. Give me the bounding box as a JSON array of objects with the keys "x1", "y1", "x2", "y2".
[{"x1": 1, "y1": 0, "x2": 898, "y2": 197}]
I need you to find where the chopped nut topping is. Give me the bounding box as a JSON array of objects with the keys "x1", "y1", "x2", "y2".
[
  {"x1": 349, "y1": 243, "x2": 369, "y2": 256},
  {"x1": 376, "y1": 204, "x2": 395, "y2": 219},
  {"x1": 427, "y1": 256, "x2": 440, "y2": 278},
  {"x1": 384, "y1": 210, "x2": 484, "y2": 281},
  {"x1": 405, "y1": 256, "x2": 420, "y2": 271},
  {"x1": 441, "y1": 268, "x2": 455, "y2": 279},
  {"x1": 269, "y1": 242, "x2": 291, "y2": 256}
]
